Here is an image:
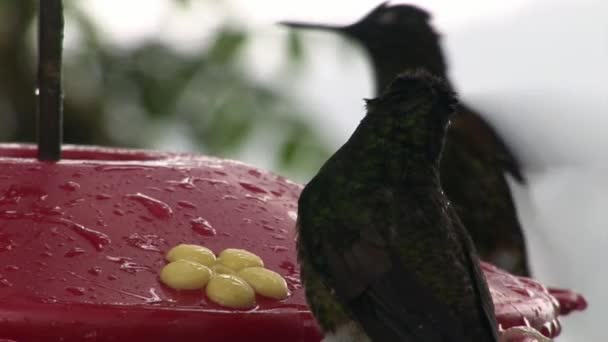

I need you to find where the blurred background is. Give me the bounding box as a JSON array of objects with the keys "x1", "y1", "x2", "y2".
[{"x1": 1, "y1": 0, "x2": 608, "y2": 340}]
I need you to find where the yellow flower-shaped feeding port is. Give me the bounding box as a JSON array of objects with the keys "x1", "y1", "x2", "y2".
[{"x1": 159, "y1": 244, "x2": 290, "y2": 309}]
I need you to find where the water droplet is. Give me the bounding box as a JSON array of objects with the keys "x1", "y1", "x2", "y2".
[
  {"x1": 191, "y1": 217, "x2": 216, "y2": 236},
  {"x1": 222, "y1": 195, "x2": 238, "y2": 200},
  {"x1": 271, "y1": 234, "x2": 286, "y2": 241},
  {"x1": 269, "y1": 245, "x2": 288, "y2": 252},
  {"x1": 166, "y1": 177, "x2": 196, "y2": 189},
  {"x1": 88, "y1": 267, "x2": 102, "y2": 276},
  {"x1": 244, "y1": 194, "x2": 270, "y2": 203},
  {"x1": 239, "y1": 182, "x2": 268, "y2": 194},
  {"x1": 145, "y1": 288, "x2": 163, "y2": 304},
  {"x1": 40, "y1": 251, "x2": 53, "y2": 257},
  {"x1": 0, "y1": 277, "x2": 13, "y2": 288},
  {"x1": 177, "y1": 200, "x2": 196, "y2": 209},
  {"x1": 0, "y1": 234, "x2": 16, "y2": 252},
  {"x1": 113, "y1": 209, "x2": 125, "y2": 216},
  {"x1": 107, "y1": 274, "x2": 118, "y2": 281},
  {"x1": 60, "y1": 181, "x2": 81, "y2": 192},
  {"x1": 67, "y1": 221, "x2": 111, "y2": 251},
  {"x1": 95, "y1": 193, "x2": 112, "y2": 200},
  {"x1": 64, "y1": 247, "x2": 86, "y2": 258},
  {"x1": 106, "y1": 256, "x2": 154, "y2": 274},
  {"x1": 125, "y1": 193, "x2": 173, "y2": 220},
  {"x1": 65, "y1": 287, "x2": 86, "y2": 296},
  {"x1": 197, "y1": 178, "x2": 229, "y2": 186},
  {"x1": 279, "y1": 261, "x2": 296, "y2": 274},
  {"x1": 4, "y1": 265, "x2": 19, "y2": 272},
  {"x1": 287, "y1": 211, "x2": 298, "y2": 221},
  {"x1": 284, "y1": 275, "x2": 302, "y2": 291},
  {"x1": 123, "y1": 233, "x2": 165, "y2": 252},
  {"x1": 94, "y1": 165, "x2": 153, "y2": 172},
  {"x1": 247, "y1": 169, "x2": 262, "y2": 178},
  {"x1": 262, "y1": 225, "x2": 275, "y2": 231}
]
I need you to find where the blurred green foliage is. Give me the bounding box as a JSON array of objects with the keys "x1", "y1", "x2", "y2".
[{"x1": 0, "y1": 0, "x2": 331, "y2": 181}]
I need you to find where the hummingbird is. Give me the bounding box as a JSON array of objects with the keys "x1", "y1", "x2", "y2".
[
  {"x1": 296, "y1": 71, "x2": 498, "y2": 341},
  {"x1": 282, "y1": 3, "x2": 530, "y2": 277}
]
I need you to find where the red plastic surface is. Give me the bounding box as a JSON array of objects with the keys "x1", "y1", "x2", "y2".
[
  {"x1": 482, "y1": 262, "x2": 585, "y2": 339},
  {"x1": 0, "y1": 144, "x2": 586, "y2": 341}
]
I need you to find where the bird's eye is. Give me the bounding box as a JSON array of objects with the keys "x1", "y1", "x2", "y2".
[{"x1": 377, "y1": 12, "x2": 397, "y2": 25}]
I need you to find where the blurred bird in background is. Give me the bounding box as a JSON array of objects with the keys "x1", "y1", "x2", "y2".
[{"x1": 283, "y1": 2, "x2": 531, "y2": 276}]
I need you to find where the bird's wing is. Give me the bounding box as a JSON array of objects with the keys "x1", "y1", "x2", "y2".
[
  {"x1": 454, "y1": 104, "x2": 525, "y2": 183},
  {"x1": 298, "y1": 183, "x2": 468, "y2": 341},
  {"x1": 447, "y1": 205, "x2": 500, "y2": 341},
  {"x1": 324, "y1": 237, "x2": 468, "y2": 342}
]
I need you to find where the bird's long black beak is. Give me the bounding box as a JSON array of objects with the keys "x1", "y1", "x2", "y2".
[{"x1": 278, "y1": 21, "x2": 346, "y2": 33}]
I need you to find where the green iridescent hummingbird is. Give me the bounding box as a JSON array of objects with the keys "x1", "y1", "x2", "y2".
[
  {"x1": 296, "y1": 71, "x2": 498, "y2": 341},
  {"x1": 283, "y1": 3, "x2": 530, "y2": 276}
]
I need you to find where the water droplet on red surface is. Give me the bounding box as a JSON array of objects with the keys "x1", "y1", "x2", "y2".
[
  {"x1": 125, "y1": 193, "x2": 173, "y2": 220},
  {"x1": 113, "y1": 209, "x2": 125, "y2": 216},
  {"x1": 222, "y1": 195, "x2": 238, "y2": 200},
  {"x1": 106, "y1": 256, "x2": 154, "y2": 274},
  {"x1": 190, "y1": 217, "x2": 216, "y2": 236},
  {"x1": 95, "y1": 193, "x2": 112, "y2": 200},
  {"x1": 64, "y1": 247, "x2": 86, "y2": 258},
  {"x1": 247, "y1": 169, "x2": 262, "y2": 178},
  {"x1": 64, "y1": 198, "x2": 86, "y2": 208},
  {"x1": 88, "y1": 267, "x2": 102, "y2": 276},
  {"x1": 269, "y1": 245, "x2": 288, "y2": 252},
  {"x1": 4, "y1": 265, "x2": 19, "y2": 272},
  {"x1": 279, "y1": 261, "x2": 296, "y2": 274},
  {"x1": 177, "y1": 200, "x2": 196, "y2": 209},
  {"x1": 198, "y1": 178, "x2": 229, "y2": 186},
  {"x1": 94, "y1": 165, "x2": 152, "y2": 172},
  {"x1": 0, "y1": 276, "x2": 12, "y2": 287},
  {"x1": 166, "y1": 177, "x2": 197, "y2": 190},
  {"x1": 65, "y1": 287, "x2": 86, "y2": 296},
  {"x1": 262, "y1": 225, "x2": 275, "y2": 231},
  {"x1": 0, "y1": 234, "x2": 16, "y2": 252},
  {"x1": 287, "y1": 211, "x2": 298, "y2": 221},
  {"x1": 60, "y1": 181, "x2": 81, "y2": 192},
  {"x1": 66, "y1": 221, "x2": 111, "y2": 251},
  {"x1": 239, "y1": 182, "x2": 268, "y2": 194},
  {"x1": 124, "y1": 233, "x2": 165, "y2": 252},
  {"x1": 284, "y1": 275, "x2": 302, "y2": 291},
  {"x1": 271, "y1": 234, "x2": 286, "y2": 240}
]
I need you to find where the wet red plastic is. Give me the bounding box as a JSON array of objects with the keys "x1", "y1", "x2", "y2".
[{"x1": 0, "y1": 144, "x2": 586, "y2": 341}]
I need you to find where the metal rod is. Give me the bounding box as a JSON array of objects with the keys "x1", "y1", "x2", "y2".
[{"x1": 37, "y1": 0, "x2": 64, "y2": 161}]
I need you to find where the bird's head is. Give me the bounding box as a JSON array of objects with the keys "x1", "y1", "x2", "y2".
[{"x1": 280, "y1": 3, "x2": 447, "y2": 92}]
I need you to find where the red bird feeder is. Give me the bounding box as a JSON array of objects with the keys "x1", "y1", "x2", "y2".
[{"x1": 0, "y1": 144, "x2": 586, "y2": 341}]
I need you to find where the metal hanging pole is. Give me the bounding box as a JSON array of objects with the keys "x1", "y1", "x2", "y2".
[{"x1": 37, "y1": 0, "x2": 64, "y2": 161}]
